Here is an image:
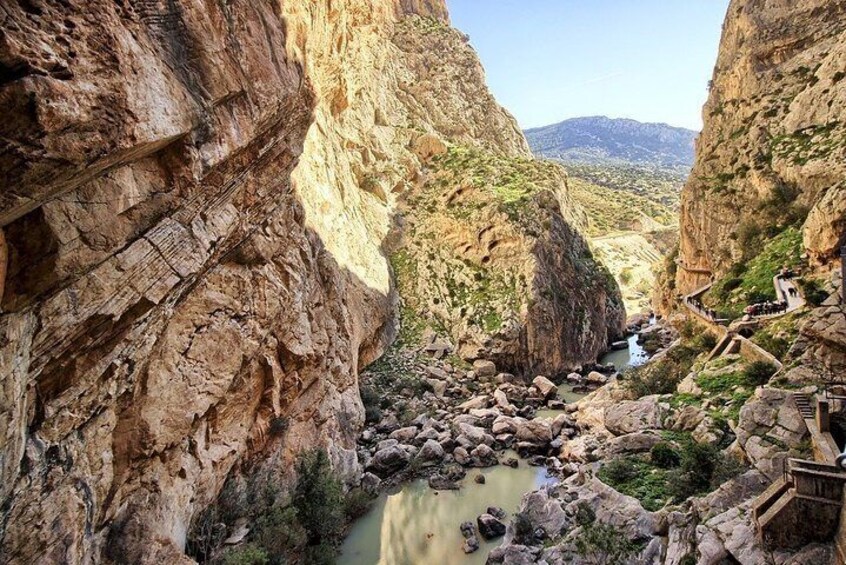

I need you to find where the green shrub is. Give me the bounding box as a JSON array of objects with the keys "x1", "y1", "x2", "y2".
[
  {"x1": 623, "y1": 361, "x2": 683, "y2": 397},
  {"x1": 574, "y1": 502, "x2": 596, "y2": 527},
  {"x1": 293, "y1": 449, "x2": 344, "y2": 547},
  {"x1": 601, "y1": 458, "x2": 639, "y2": 484},
  {"x1": 693, "y1": 332, "x2": 718, "y2": 352},
  {"x1": 668, "y1": 442, "x2": 744, "y2": 500},
  {"x1": 222, "y1": 544, "x2": 270, "y2": 565},
  {"x1": 360, "y1": 385, "x2": 382, "y2": 424},
  {"x1": 513, "y1": 511, "x2": 536, "y2": 545},
  {"x1": 798, "y1": 278, "x2": 830, "y2": 307},
  {"x1": 650, "y1": 442, "x2": 681, "y2": 469},
  {"x1": 623, "y1": 342, "x2": 705, "y2": 398},
  {"x1": 598, "y1": 457, "x2": 672, "y2": 511},
  {"x1": 680, "y1": 555, "x2": 697, "y2": 565},
  {"x1": 304, "y1": 542, "x2": 337, "y2": 565},
  {"x1": 344, "y1": 488, "x2": 375, "y2": 520},
  {"x1": 752, "y1": 332, "x2": 792, "y2": 361},
  {"x1": 575, "y1": 520, "x2": 641, "y2": 565},
  {"x1": 252, "y1": 506, "x2": 306, "y2": 561},
  {"x1": 743, "y1": 361, "x2": 777, "y2": 386}
]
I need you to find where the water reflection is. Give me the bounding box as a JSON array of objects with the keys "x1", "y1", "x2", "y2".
[
  {"x1": 599, "y1": 333, "x2": 649, "y2": 371},
  {"x1": 339, "y1": 462, "x2": 555, "y2": 565}
]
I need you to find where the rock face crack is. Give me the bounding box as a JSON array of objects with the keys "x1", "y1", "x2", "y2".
[{"x1": 0, "y1": 1, "x2": 626, "y2": 562}]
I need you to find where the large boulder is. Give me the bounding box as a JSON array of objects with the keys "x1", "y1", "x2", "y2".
[
  {"x1": 735, "y1": 388, "x2": 809, "y2": 480},
  {"x1": 470, "y1": 444, "x2": 498, "y2": 467},
  {"x1": 604, "y1": 396, "x2": 663, "y2": 435},
  {"x1": 458, "y1": 396, "x2": 489, "y2": 411},
  {"x1": 415, "y1": 439, "x2": 445, "y2": 467},
  {"x1": 477, "y1": 513, "x2": 507, "y2": 540},
  {"x1": 532, "y1": 376, "x2": 557, "y2": 399},
  {"x1": 605, "y1": 431, "x2": 663, "y2": 456},
  {"x1": 566, "y1": 478, "x2": 661, "y2": 539},
  {"x1": 473, "y1": 359, "x2": 497, "y2": 378},
  {"x1": 492, "y1": 415, "x2": 518, "y2": 435},
  {"x1": 515, "y1": 418, "x2": 553, "y2": 444},
  {"x1": 519, "y1": 489, "x2": 567, "y2": 539},
  {"x1": 456, "y1": 423, "x2": 494, "y2": 448},
  {"x1": 368, "y1": 445, "x2": 410, "y2": 477},
  {"x1": 389, "y1": 426, "x2": 419, "y2": 443}
]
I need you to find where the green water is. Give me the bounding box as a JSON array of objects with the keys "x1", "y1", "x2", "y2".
[
  {"x1": 340, "y1": 331, "x2": 652, "y2": 564},
  {"x1": 600, "y1": 333, "x2": 649, "y2": 371},
  {"x1": 338, "y1": 461, "x2": 555, "y2": 565},
  {"x1": 534, "y1": 383, "x2": 586, "y2": 419}
]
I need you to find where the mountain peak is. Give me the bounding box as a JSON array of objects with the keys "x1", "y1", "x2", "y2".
[{"x1": 525, "y1": 116, "x2": 698, "y2": 168}]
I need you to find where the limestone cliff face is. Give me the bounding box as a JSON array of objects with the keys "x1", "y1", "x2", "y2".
[
  {"x1": 675, "y1": 0, "x2": 846, "y2": 295},
  {"x1": 383, "y1": 19, "x2": 623, "y2": 375},
  {"x1": 0, "y1": 0, "x2": 620, "y2": 562}
]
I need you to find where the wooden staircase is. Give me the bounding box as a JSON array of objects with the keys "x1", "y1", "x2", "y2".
[{"x1": 792, "y1": 393, "x2": 816, "y2": 420}]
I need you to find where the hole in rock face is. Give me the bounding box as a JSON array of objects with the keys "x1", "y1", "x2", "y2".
[
  {"x1": 2, "y1": 207, "x2": 59, "y2": 311},
  {"x1": 481, "y1": 256, "x2": 491, "y2": 265}
]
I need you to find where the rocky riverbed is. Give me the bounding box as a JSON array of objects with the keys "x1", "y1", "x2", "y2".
[
  {"x1": 341, "y1": 308, "x2": 841, "y2": 564},
  {"x1": 341, "y1": 316, "x2": 677, "y2": 562}
]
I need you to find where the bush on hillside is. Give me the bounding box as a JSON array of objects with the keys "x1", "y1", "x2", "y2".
[
  {"x1": 222, "y1": 544, "x2": 270, "y2": 565},
  {"x1": 743, "y1": 361, "x2": 778, "y2": 386},
  {"x1": 360, "y1": 385, "x2": 382, "y2": 424},
  {"x1": 650, "y1": 442, "x2": 681, "y2": 469},
  {"x1": 623, "y1": 342, "x2": 708, "y2": 398},
  {"x1": 667, "y1": 441, "x2": 744, "y2": 500},
  {"x1": 601, "y1": 458, "x2": 640, "y2": 484},
  {"x1": 798, "y1": 278, "x2": 830, "y2": 307},
  {"x1": 293, "y1": 449, "x2": 344, "y2": 548}
]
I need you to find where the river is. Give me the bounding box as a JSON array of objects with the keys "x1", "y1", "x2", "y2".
[
  {"x1": 338, "y1": 458, "x2": 555, "y2": 565},
  {"x1": 340, "y1": 330, "x2": 651, "y2": 564}
]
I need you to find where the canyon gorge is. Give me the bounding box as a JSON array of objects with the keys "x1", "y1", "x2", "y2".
[{"x1": 0, "y1": 0, "x2": 845, "y2": 564}]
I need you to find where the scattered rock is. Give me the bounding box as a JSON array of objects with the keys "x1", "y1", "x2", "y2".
[
  {"x1": 368, "y1": 445, "x2": 410, "y2": 477},
  {"x1": 487, "y1": 506, "x2": 507, "y2": 520},
  {"x1": 532, "y1": 376, "x2": 557, "y2": 399},
  {"x1": 428, "y1": 474, "x2": 459, "y2": 491},
  {"x1": 361, "y1": 472, "x2": 382, "y2": 494},
  {"x1": 470, "y1": 444, "x2": 498, "y2": 467},
  {"x1": 462, "y1": 536, "x2": 480, "y2": 554},
  {"x1": 604, "y1": 396, "x2": 662, "y2": 435},
  {"x1": 473, "y1": 360, "x2": 497, "y2": 378},
  {"x1": 477, "y1": 513, "x2": 507, "y2": 540},
  {"x1": 389, "y1": 426, "x2": 419, "y2": 443},
  {"x1": 458, "y1": 396, "x2": 489, "y2": 412},
  {"x1": 416, "y1": 439, "x2": 445, "y2": 466},
  {"x1": 586, "y1": 371, "x2": 609, "y2": 385}
]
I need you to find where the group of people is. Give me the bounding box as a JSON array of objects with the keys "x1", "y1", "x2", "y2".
[
  {"x1": 687, "y1": 298, "x2": 718, "y2": 320},
  {"x1": 745, "y1": 300, "x2": 789, "y2": 317}
]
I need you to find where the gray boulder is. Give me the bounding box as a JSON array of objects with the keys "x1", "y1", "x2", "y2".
[
  {"x1": 477, "y1": 513, "x2": 507, "y2": 540},
  {"x1": 368, "y1": 445, "x2": 410, "y2": 477},
  {"x1": 415, "y1": 439, "x2": 445, "y2": 466}
]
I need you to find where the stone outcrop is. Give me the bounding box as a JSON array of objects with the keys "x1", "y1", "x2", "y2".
[
  {"x1": 673, "y1": 0, "x2": 846, "y2": 297},
  {"x1": 0, "y1": 0, "x2": 624, "y2": 562}
]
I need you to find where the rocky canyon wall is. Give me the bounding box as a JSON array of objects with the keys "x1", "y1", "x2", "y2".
[
  {"x1": 0, "y1": 0, "x2": 621, "y2": 562},
  {"x1": 674, "y1": 0, "x2": 846, "y2": 296}
]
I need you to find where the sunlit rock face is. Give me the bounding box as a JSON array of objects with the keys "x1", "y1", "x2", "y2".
[
  {"x1": 0, "y1": 0, "x2": 621, "y2": 561},
  {"x1": 673, "y1": 0, "x2": 846, "y2": 297}
]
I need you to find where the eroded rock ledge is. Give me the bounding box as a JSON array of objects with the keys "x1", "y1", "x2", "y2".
[{"x1": 0, "y1": 1, "x2": 621, "y2": 562}]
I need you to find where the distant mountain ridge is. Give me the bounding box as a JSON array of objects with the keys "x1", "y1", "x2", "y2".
[{"x1": 524, "y1": 116, "x2": 697, "y2": 168}]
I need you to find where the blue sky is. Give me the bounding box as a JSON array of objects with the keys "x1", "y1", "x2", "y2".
[{"x1": 446, "y1": 0, "x2": 730, "y2": 131}]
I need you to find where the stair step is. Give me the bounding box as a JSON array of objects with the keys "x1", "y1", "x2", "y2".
[{"x1": 791, "y1": 393, "x2": 816, "y2": 419}]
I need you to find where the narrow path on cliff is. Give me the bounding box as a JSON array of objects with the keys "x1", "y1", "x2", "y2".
[{"x1": 682, "y1": 271, "x2": 806, "y2": 325}]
